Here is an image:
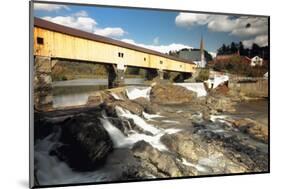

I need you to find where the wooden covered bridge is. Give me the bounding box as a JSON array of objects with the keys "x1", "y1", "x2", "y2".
[{"x1": 33, "y1": 17, "x2": 196, "y2": 109}]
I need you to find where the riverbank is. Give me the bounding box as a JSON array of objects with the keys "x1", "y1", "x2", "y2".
[{"x1": 33, "y1": 83, "x2": 269, "y2": 186}]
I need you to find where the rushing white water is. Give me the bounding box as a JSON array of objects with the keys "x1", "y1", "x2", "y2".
[
  {"x1": 115, "y1": 106, "x2": 161, "y2": 135},
  {"x1": 142, "y1": 112, "x2": 163, "y2": 120},
  {"x1": 100, "y1": 117, "x2": 180, "y2": 151},
  {"x1": 126, "y1": 87, "x2": 151, "y2": 100},
  {"x1": 174, "y1": 83, "x2": 207, "y2": 97},
  {"x1": 162, "y1": 120, "x2": 180, "y2": 124},
  {"x1": 101, "y1": 107, "x2": 181, "y2": 151}
]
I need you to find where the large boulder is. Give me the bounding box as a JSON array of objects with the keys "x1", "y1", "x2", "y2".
[
  {"x1": 233, "y1": 118, "x2": 268, "y2": 143},
  {"x1": 161, "y1": 132, "x2": 208, "y2": 163},
  {"x1": 51, "y1": 115, "x2": 113, "y2": 171},
  {"x1": 133, "y1": 97, "x2": 159, "y2": 114},
  {"x1": 105, "y1": 100, "x2": 144, "y2": 116},
  {"x1": 206, "y1": 95, "x2": 236, "y2": 113},
  {"x1": 150, "y1": 84, "x2": 196, "y2": 105},
  {"x1": 132, "y1": 140, "x2": 184, "y2": 177}
]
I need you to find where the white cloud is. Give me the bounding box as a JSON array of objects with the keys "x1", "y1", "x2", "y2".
[
  {"x1": 175, "y1": 13, "x2": 268, "y2": 38},
  {"x1": 72, "y1": 10, "x2": 88, "y2": 17},
  {"x1": 121, "y1": 39, "x2": 193, "y2": 54},
  {"x1": 95, "y1": 27, "x2": 127, "y2": 38},
  {"x1": 153, "y1": 37, "x2": 159, "y2": 45},
  {"x1": 242, "y1": 35, "x2": 268, "y2": 48},
  {"x1": 34, "y1": 3, "x2": 69, "y2": 12},
  {"x1": 175, "y1": 13, "x2": 210, "y2": 27},
  {"x1": 42, "y1": 11, "x2": 127, "y2": 38},
  {"x1": 43, "y1": 16, "x2": 97, "y2": 33}
]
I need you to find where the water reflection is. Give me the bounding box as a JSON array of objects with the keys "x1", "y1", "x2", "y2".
[{"x1": 52, "y1": 78, "x2": 145, "y2": 108}]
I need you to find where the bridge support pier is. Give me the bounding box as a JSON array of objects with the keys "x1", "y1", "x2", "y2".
[
  {"x1": 157, "y1": 69, "x2": 164, "y2": 80},
  {"x1": 108, "y1": 64, "x2": 126, "y2": 88},
  {"x1": 34, "y1": 56, "x2": 54, "y2": 111}
]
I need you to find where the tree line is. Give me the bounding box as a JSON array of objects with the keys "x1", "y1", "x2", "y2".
[{"x1": 217, "y1": 42, "x2": 269, "y2": 60}]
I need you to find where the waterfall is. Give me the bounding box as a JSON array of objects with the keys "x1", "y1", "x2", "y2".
[
  {"x1": 110, "y1": 92, "x2": 124, "y2": 100},
  {"x1": 115, "y1": 106, "x2": 161, "y2": 135},
  {"x1": 100, "y1": 108, "x2": 181, "y2": 151},
  {"x1": 174, "y1": 83, "x2": 207, "y2": 97},
  {"x1": 126, "y1": 87, "x2": 151, "y2": 100},
  {"x1": 142, "y1": 112, "x2": 163, "y2": 120}
]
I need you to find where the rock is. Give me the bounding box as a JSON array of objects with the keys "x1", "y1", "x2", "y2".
[
  {"x1": 150, "y1": 84, "x2": 196, "y2": 105},
  {"x1": 206, "y1": 95, "x2": 236, "y2": 113},
  {"x1": 161, "y1": 132, "x2": 208, "y2": 163},
  {"x1": 193, "y1": 122, "x2": 267, "y2": 172},
  {"x1": 132, "y1": 140, "x2": 183, "y2": 177},
  {"x1": 52, "y1": 115, "x2": 113, "y2": 171},
  {"x1": 112, "y1": 100, "x2": 144, "y2": 116},
  {"x1": 233, "y1": 118, "x2": 268, "y2": 143},
  {"x1": 133, "y1": 97, "x2": 159, "y2": 114},
  {"x1": 87, "y1": 94, "x2": 103, "y2": 106}
]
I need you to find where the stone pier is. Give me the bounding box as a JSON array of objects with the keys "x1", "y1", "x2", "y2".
[
  {"x1": 108, "y1": 64, "x2": 126, "y2": 88},
  {"x1": 157, "y1": 69, "x2": 164, "y2": 80},
  {"x1": 33, "y1": 56, "x2": 54, "y2": 111}
]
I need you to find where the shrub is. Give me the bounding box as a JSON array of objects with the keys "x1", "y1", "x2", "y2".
[{"x1": 195, "y1": 68, "x2": 210, "y2": 82}]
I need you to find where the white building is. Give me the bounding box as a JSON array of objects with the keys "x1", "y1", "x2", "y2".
[{"x1": 251, "y1": 56, "x2": 263, "y2": 67}]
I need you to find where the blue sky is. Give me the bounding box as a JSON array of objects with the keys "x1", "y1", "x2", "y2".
[{"x1": 34, "y1": 3, "x2": 269, "y2": 56}]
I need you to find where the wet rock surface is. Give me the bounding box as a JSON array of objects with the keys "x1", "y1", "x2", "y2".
[
  {"x1": 35, "y1": 108, "x2": 114, "y2": 172},
  {"x1": 194, "y1": 124, "x2": 264, "y2": 172},
  {"x1": 53, "y1": 115, "x2": 113, "y2": 171}
]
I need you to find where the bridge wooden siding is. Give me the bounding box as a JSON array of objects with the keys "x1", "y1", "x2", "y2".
[{"x1": 33, "y1": 18, "x2": 196, "y2": 73}]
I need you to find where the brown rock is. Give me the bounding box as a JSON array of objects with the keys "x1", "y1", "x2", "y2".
[
  {"x1": 150, "y1": 84, "x2": 196, "y2": 105},
  {"x1": 87, "y1": 94, "x2": 103, "y2": 106},
  {"x1": 206, "y1": 96, "x2": 236, "y2": 113},
  {"x1": 233, "y1": 118, "x2": 268, "y2": 143},
  {"x1": 132, "y1": 140, "x2": 183, "y2": 177},
  {"x1": 161, "y1": 132, "x2": 208, "y2": 163},
  {"x1": 113, "y1": 100, "x2": 144, "y2": 115},
  {"x1": 133, "y1": 97, "x2": 159, "y2": 114}
]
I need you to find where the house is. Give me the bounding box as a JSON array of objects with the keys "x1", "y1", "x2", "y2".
[
  {"x1": 213, "y1": 54, "x2": 251, "y2": 65},
  {"x1": 251, "y1": 56, "x2": 263, "y2": 67},
  {"x1": 179, "y1": 50, "x2": 206, "y2": 67},
  {"x1": 178, "y1": 37, "x2": 207, "y2": 68}
]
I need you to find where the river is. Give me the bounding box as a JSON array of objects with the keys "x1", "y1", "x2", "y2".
[{"x1": 52, "y1": 78, "x2": 146, "y2": 108}]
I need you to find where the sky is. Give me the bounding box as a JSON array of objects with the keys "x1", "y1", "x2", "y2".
[{"x1": 33, "y1": 3, "x2": 269, "y2": 57}]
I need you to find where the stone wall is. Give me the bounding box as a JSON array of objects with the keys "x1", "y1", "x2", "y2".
[{"x1": 229, "y1": 78, "x2": 268, "y2": 98}]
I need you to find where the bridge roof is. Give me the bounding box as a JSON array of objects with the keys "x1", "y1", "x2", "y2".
[{"x1": 34, "y1": 17, "x2": 195, "y2": 65}]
